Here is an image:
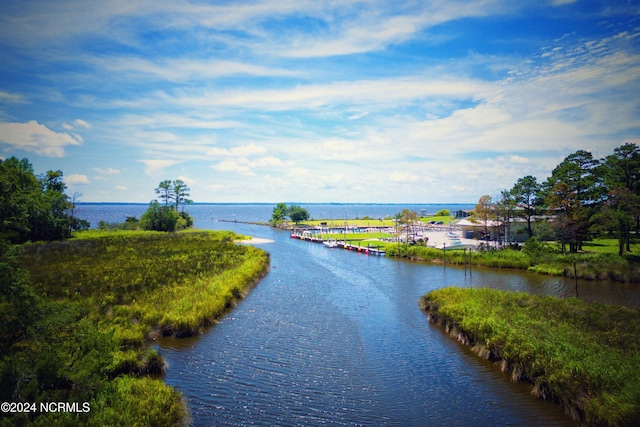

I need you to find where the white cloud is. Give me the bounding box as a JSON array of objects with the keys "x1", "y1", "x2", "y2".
[
  {"x1": 116, "y1": 185, "x2": 128, "y2": 191},
  {"x1": 207, "y1": 143, "x2": 268, "y2": 157},
  {"x1": 94, "y1": 167, "x2": 121, "y2": 175},
  {"x1": 211, "y1": 159, "x2": 255, "y2": 176},
  {"x1": 210, "y1": 154, "x2": 291, "y2": 176},
  {"x1": 97, "y1": 57, "x2": 299, "y2": 82},
  {"x1": 348, "y1": 112, "x2": 369, "y2": 120},
  {"x1": 66, "y1": 174, "x2": 90, "y2": 185},
  {"x1": 388, "y1": 172, "x2": 419, "y2": 183},
  {"x1": 74, "y1": 119, "x2": 92, "y2": 129},
  {"x1": 139, "y1": 159, "x2": 179, "y2": 176},
  {"x1": 0, "y1": 120, "x2": 82, "y2": 157},
  {"x1": 550, "y1": 0, "x2": 577, "y2": 5},
  {"x1": 165, "y1": 77, "x2": 489, "y2": 112},
  {"x1": 0, "y1": 91, "x2": 27, "y2": 104},
  {"x1": 177, "y1": 175, "x2": 196, "y2": 185}
]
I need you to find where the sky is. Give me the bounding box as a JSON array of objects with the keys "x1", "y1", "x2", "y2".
[{"x1": 1, "y1": 1, "x2": 639, "y2": 203}]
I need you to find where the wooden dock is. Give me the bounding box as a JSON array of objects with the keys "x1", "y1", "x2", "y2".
[{"x1": 290, "y1": 232, "x2": 386, "y2": 255}]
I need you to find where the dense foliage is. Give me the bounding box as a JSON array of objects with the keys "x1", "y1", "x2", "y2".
[
  {"x1": 421, "y1": 287, "x2": 640, "y2": 426},
  {"x1": 140, "y1": 180, "x2": 194, "y2": 232},
  {"x1": 270, "y1": 203, "x2": 310, "y2": 225},
  {"x1": 1, "y1": 230, "x2": 269, "y2": 425},
  {"x1": 0, "y1": 157, "x2": 89, "y2": 243},
  {"x1": 473, "y1": 143, "x2": 640, "y2": 255}
]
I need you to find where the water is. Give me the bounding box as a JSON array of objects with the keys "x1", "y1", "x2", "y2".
[
  {"x1": 76, "y1": 204, "x2": 639, "y2": 426},
  {"x1": 75, "y1": 202, "x2": 470, "y2": 224}
]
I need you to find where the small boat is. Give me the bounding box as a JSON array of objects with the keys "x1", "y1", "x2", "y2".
[{"x1": 323, "y1": 239, "x2": 338, "y2": 248}]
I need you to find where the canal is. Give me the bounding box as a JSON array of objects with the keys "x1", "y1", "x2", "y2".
[{"x1": 156, "y1": 217, "x2": 640, "y2": 426}]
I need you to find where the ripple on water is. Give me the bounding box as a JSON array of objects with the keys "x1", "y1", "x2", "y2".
[{"x1": 161, "y1": 234, "x2": 582, "y2": 426}]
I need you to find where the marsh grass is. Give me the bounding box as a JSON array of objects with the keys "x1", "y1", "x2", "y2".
[
  {"x1": 385, "y1": 244, "x2": 531, "y2": 269},
  {"x1": 385, "y1": 242, "x2": 640, "y2": 282},
  {"x1": 421, "y1": 287, "x2": 640, "y2": 426},
  {"x1": 7, "y1": 230, "x2": 269, "y2": 425}
]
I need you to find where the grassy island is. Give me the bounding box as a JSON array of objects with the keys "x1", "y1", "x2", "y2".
[
  {"x1": 420, "y1": 287, "x2": 640, "y2": 426},
  {"x1": 2, "y1": 230, "x2": 269, "y2": 426}
]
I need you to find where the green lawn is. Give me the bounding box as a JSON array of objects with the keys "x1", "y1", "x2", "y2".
[
  {"x1": 582, "y1": 237, "x2": 640, "y2": 254},
  {"x1": 301, "y1": 215, "x2": 452, "y2": 228}
]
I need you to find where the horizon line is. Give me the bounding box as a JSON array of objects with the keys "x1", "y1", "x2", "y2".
[{"x1": 77, "y1": 201, "x2": 476, "y2": 205}]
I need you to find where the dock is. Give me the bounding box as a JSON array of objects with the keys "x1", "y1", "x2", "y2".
[{"x1": 290, "y1": 232, "x2": 386, "y2": 255}]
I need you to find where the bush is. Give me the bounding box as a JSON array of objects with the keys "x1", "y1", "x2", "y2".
[{"x1": 140, "y1": 201, "x2": 180, "y2": 232}]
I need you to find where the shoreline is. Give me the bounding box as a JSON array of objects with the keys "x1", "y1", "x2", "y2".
[{"x1": 420, "y1": 287, "x2": 640, "y2": 426}]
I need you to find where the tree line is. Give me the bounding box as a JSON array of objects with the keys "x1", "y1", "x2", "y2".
[
  {"x1": 270, "y1": 203, "x2": 310, "y2": 225},
  {"x1": 0, "y1": 157, "x2": 89, "y2": 244},
  {"x1": 473, "y1": 143, "x2": 640, "y2": 255}
]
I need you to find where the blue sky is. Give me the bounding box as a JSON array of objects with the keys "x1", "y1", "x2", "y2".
[{"x1": 1, "y1": 1, "x2": 639, "y2": 203}]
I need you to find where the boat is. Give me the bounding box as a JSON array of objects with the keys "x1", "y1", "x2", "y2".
[{"x1": 323, "y1": 239, "x2": 338, "y2": 248}]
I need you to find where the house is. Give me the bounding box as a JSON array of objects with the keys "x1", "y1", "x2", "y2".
[
  {"x1": 454, "y1": 209, "x2": 472, "y2": 219},
  {"x1": 456, "y1": 217, "x2": 552, "y2": 242}
]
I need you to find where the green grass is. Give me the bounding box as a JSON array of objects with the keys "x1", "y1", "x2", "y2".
[
  {"x1": 421, "y1": 287, "x2": 640, "y2": 426},
  {"x1": 299, "y1": 215, "x2": 452, "y2": 228},
  {"x1": 385, "y1": 244, "x2": 532, "y2": 269},
  {"x1": 4, "y1": 230, "x2": 269, "y2": 426},
  {"x1": 582, "y1": 238, "x2": 640, "y2": 254},
  {"x1": 317, "y1": 232, "x2": 395, "y2": 240},
  {"x1": 384, "y1": 239, "x2": 640, "y2": 282}
]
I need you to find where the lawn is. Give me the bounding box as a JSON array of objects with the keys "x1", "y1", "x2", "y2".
[{"x1": 300, "y1": 215, "x2": 452, "y2": 228}]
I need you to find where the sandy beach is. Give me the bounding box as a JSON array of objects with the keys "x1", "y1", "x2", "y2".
[{"x1": 236, "y1": 237, "x2": 275, "y2": 245}]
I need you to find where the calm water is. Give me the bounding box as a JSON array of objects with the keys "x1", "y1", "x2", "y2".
[{"x1": 78, "y1": 204, "x2": 639, "y2": 426}]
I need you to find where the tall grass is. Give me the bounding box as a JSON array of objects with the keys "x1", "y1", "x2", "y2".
[
  {"x1": 385, "y1": 244, "x2": 531, "y2": 269},
  {"x1": 6, "y1": 230, "x2": 269, "y2": 425},
  {"x1": 421, "y1": 287, "x2": 640, "y2": 426},
  {"x1": 385, "y1": 242, "x2": 640, "y2": 282}
]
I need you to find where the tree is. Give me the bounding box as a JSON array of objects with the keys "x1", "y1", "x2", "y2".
[
  {"x1": 543, "y1": 150, "x2": 602, "y2": 252},
  {"x1": 287, "y1": 205, "x2": 310, "y2": 224},
  {"x1": 0, "y1": 157, "x2": 40, "y2": 242},
  {"x1": 143, "y1": 180, "x2": 193, "y2": 231},
  {"x1": 68, "y1": 191, "x2": 90, "y2": 234},
  {"x1": 601, "y1": 143, "x2": 640, "y2": 249},
  {"x1": 172, "y1": 179, "x2": 192, "y2": 213},
  {"x1": 510, "y1": 175, "x2": 541, "y2": 239},
  {"x1": 546, "y1": 181, "x2": 589, "y2": 253},
  {"x1": 270, "y1": 203, "x2": 289, "y2": 225},
  {"x1": 594, "y1": 188, "x2": 640, "y2": 255},
  {"x1": 495, "y1": 190, "x2": 516, "y2": 245},
  {"x1": 0, "y1": 158, "x2": 76, "y2": 243},
  {"x1": 472, "y1": 195, "x2": 493, "y2": 243},
  {"x1": 398, "y1": 209, "x2": 418, "y2": 243},
  {"x1": 140, "y1": 201, "x2": 180, "y2": 232},
  {"x1": 155, "y1": 180, "x2": 174, "y2": 208}
]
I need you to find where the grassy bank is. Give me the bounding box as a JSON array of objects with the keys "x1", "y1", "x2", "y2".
[
  {"x1": 385, "y1": 241, "x2": 640, "y2": 283},
  {"x1": 2, "y1": 230, "x2": 269, "y2": 426},
  {"x1": 420, "y1": 287, "x2": 640, "y2": 426},
  {"x1": 386, "y1": 243, "x2": 532, "y2": 269}
]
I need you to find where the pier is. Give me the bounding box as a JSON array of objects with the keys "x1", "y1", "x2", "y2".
[{"x1": 290, "y1": 232, "x2": 386, "y2": 255}]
